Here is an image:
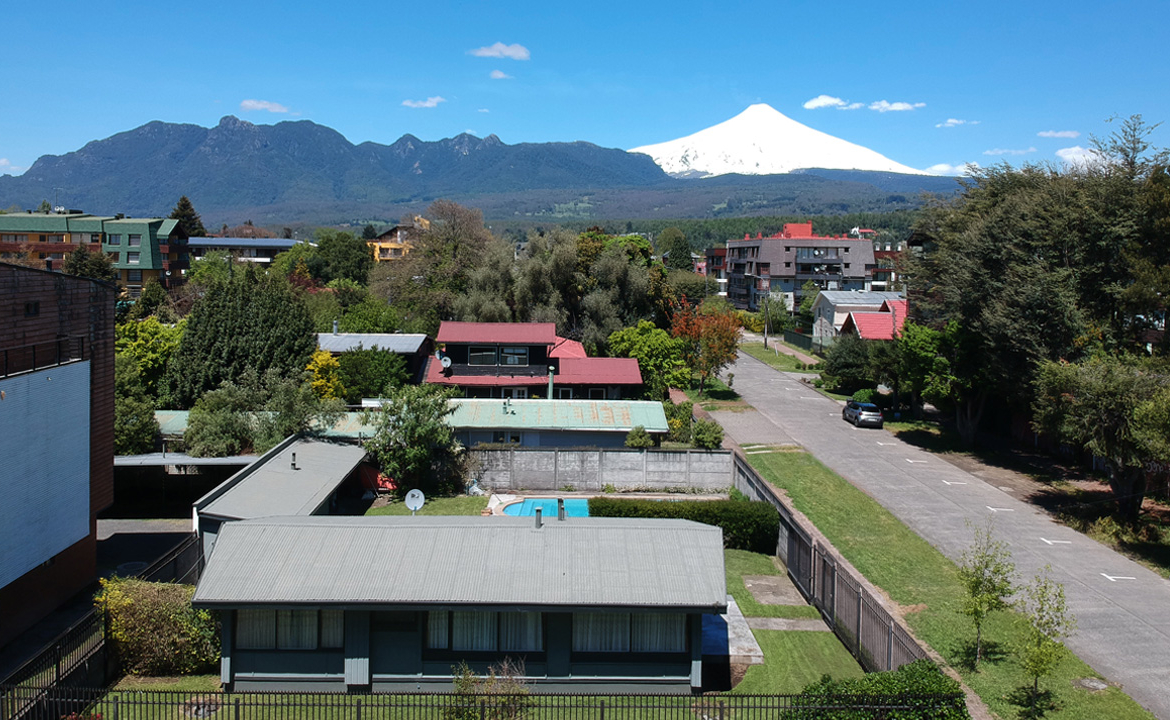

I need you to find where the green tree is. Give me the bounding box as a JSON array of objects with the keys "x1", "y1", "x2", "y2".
[
  {"x1": 1018, "y1": 567, "x2": 1076, "y2": 704},
  {"x1": 306, "y1": 349, "x2": 347, "y2": 400},
  {"x1": 169, "y1": 196, "x2": 207, "y2": 237},
  {"x1": 316, "y1": 229, "x2": 373, "y2": 284},
  {"x1": 957, "y1": 521, "x2": 1016, "y2": 668},
  {"x1": 658, "y1": 227, "x2": 693, "y2": 271},
  {"x1": 336, "y1": 346, "x2": 409, "y2": 404},
  {"x1": 1033, "y1": 357, "x2": 1170, "y2": 521},
  {"x1": 340, "y1": 295, "x2": 401, "y2": 333},
  {"x1": 607, "y1": 321, "x2": 690, "y2": 400},
  {"x1": 37, "y1": 199, "x2": 51, "y2": 213},
  {"x1": 186, "y1": 249, "x2": 239, "y2": 287},
  {"x1": 692, "y1": 418, "x2": 725, "y2": 449},
  {"x1": 161, "y1": 269, "x2": 316, "y2": 408},
  {"x1": 114, "y1": 354, "x2": 159, "y2": 455},
  {"x1": 115, "y1": 316, "x2": 185, "y2": 400},
  {"x1": 363, "y1": 385, "x2": 464, "y2": 497},
  {"x1": 362, "y1": 223, "x2": 379, "y2": 240},
  {"x1": 127, "y1": 278, "x2": 174, "y2": 321},
  {"x1": 796, "y1": 281, "x2": 819, "y2": 331},
  {"x1": 671, "y1": 301, "x2": 740, "y2": 394},
  {"x1": 820, "y1": 334, "x2": 872, "y2": 395},
  {"x1": 624, "y1": 425, "x2": 654, "y2": 448},
  {"x1": 62, "y1": 245, "x2": 117, "y2": 283}
]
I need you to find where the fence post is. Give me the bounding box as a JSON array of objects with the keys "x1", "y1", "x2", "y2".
[
  {"x1": 480, "y1": 700, "x2": 486, "y2": 720},
  {"x1": 887, "y1": 619, "x2": 895, "y2": 671},
  {"x1": 112, "y1": 696, "x2": 119, "y2": 720},
  {"x1": 831, "y1": 564, "x2": 838, "y2": 627},
  {"x1": 718, "y1": 700, "x2": 725, "y2": 720},
  {"x1": 356, "y1": 699, "x2": 361, "y2": 720},
  {"x1": 599, "y1": 699, "x2": 605, "y2": 720},
  {"x1": 855, "y1": 588, "x2": 863, "y2": 658},
  {"x1": 553, "y1": 447, "x2": 559, "y2": 488}
]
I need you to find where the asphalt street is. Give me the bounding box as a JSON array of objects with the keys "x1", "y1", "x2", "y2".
[{"x1": 715, "y1": 352, "x2": 1170, "y2": 719}]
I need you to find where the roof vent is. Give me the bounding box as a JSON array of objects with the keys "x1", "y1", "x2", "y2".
[
  {"x1": 290, "y1": 452, "x2": 298, "y2": 470},
  {"x1": 557, "y1": 498, "x2": 566, "y2": 521},
  {"x1": 534, "y1": 507, "x2": 543, "y2": 529}
]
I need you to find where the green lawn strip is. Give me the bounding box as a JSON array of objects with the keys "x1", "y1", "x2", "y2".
[
  {"x1": 114, "y1": 674, "x2": 221, "y2": 692},
  {"x1": 732, "y1": 630, "x2": 865, "y2": 694},
  {"x1": 747, "y1": 450, "x2": 1154, "y2": 720},
  {"x1": 365, "y1": 496, "x2": 488, "y2": 516},
  {"x1": 739, "y1": 343, "x2": 817, "y2": 374},
  {"x1": 725, "y1": 549, "x2": 821, "y2": 620},
  {"x1": 684, "y1": 376, "x2": 750, "y2": 410}
]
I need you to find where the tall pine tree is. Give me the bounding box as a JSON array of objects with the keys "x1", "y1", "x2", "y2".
[{"x1": 169, "y1": 196, "x2": 207, "y2": 237}]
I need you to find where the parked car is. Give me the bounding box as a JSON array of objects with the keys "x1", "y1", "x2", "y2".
[{"x1": 843, "y1": 401, "x2": 884, "y2": 429}]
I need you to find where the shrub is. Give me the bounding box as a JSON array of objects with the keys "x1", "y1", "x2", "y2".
[
  {"x1": 94, "y1": 577, "x2": 219, "y2": 675},
  {"x1": 588, "y1": 497, "x2": 779, "y2": 554},
  {"x1": 692, "y1": 418, "x2": 725, "y2": 449},
  {"x1": 625, "y1": 425, "x2": 654, "y2": 448},
  {"x1": 663, "y1": 400, "x2": 693, "y2": 443},
  {"x1": 851, "y1": 388, "x2": 876, "y2": 404},
  {"x1": 793, "y1": 659, "x2": 967, "y2": 720},
  {"x1": 445, "y1": 659, "x2": 533, "y2": 720}
]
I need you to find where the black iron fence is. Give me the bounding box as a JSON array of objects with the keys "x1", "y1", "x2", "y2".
[
  {"x1": 1, "y1": 337, "x2": 85, "y2": 378},
  {"x1": 732, "y1": 453, "x2": 928, "y2": 673},
  {"x1": 0, "y1": 686, "x2": 965, "y2": 720},
  {"x1": 1, "y1": 535, "x2": 204, "y2": 692}
]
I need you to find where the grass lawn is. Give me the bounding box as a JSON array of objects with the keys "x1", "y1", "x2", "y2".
[
  {"x1": 732, "y1": 631, "x2": 864, "y2": 694},
  {"x1": 739, "y1": 343, "x2": 819, "y2": 374},
  {"x1": 684, "y1": 376, "x2": 751, "y2": 411},
  {"x1": 365, "y1": 495, "x2": 488, "y2": 516},
  {"x1": 747, "y1": 450, "x2": 1154, "y2": 720},
  {"x1": 725, "y1": 549, "x2": 820, "y2": 620},
  {"x1": 114, "y1": 675, "x2": 220, "y2": 692}
]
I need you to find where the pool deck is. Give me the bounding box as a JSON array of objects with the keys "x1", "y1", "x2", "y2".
[{"x1": 487, "y1": 492, "x2": 729, "y2": 515}]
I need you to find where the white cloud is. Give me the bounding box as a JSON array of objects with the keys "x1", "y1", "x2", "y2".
[
  {"x1": 870, "y1": 100, "x2": 926, "y2": 113},
  {"x1": 936, "y1": 118, "x2": 978, "y2": 128},
  {"x1": 239, "y1": 99, "x2": 289, "y2": 113},
  {"x1": 1055, "y1": 145, "x2": 1104, "y2": 167},
  {"x1": 925, "y1": 161, "x2": 980, "y2": 176},
  {"x1": 469, "y1": 42, "x2": 530, "y2": 60},
  {"x1": 489, "y1": 69, "x2": 512, "y2": 80},
  {"x1": 402, "y1": 96, "x2": 447, "y2": 109},
  {"x1": 477, "y1": 108, "x2": 490, "y2": 113},
  {"x1": 1038, "y1": 130, "x2": 1080, "y2": 138},
  {"x1": 804, "y1": 95, "x2": 846, "y2": 109},
  {"x1": 843, "y1": 102, "x2": 863, "y2": 110},
  {"x1": 983, "y1": 147, "x2": 1037, "y2": 156},
  {"x1": 0, "y1": 158, "x2": 23, "y2": 174}
]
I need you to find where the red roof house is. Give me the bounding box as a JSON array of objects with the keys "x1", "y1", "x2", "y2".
[{"x1": 839, "y1": 299, "x2": 908, "y2": 340}]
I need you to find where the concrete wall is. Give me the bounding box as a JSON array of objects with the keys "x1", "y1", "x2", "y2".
[{"x1": 473, "y1": 448, "x2": 732, "y2": 492}]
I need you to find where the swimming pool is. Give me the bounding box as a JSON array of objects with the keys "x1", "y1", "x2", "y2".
[{"x1": 502, "y1": 498, "x2": 590, "y2": 517}]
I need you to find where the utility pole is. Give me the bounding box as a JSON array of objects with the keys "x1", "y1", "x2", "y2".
[{"x1": 762, "y1": 292, "x2": 769, "y2": 349}]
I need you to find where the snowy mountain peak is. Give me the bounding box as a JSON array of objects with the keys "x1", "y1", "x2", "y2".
[{"x1": 629, "y1": 103, "x2": 927, "y2": 177}]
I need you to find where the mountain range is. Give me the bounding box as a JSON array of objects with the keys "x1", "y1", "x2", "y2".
[{"x1": 0, "y1": 108, "x2": 960, "y2": 225}]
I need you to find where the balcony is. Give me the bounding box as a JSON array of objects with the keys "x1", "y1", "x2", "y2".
[{"x1": 2, "y1": 336, "x2": 85, "y2": 378}]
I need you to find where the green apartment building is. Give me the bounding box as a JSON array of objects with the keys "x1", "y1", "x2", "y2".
[{"x1": 0, "y1": 212, "x2": 188, "y2": 295}]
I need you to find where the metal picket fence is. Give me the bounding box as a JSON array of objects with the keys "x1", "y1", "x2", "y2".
[{"x1": 732, "y1": 453, "x2": 928, "y2": 673}]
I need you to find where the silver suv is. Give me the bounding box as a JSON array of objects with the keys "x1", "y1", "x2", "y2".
[{"x1": 843, "y1": 401, "x2": 884, "y2": 429}]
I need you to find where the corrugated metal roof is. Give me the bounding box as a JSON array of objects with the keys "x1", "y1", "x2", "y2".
[
  {"x1": 556, "y1": 357, "x2": 643, "y2": 385},
  {"x1": 317, "y1": 333, "x2": 429, "y2": 354},
  {"x1": 436, "y1": 322, "x2": 557, "y2": 345},
  {"x1": 448, "y1": 399, "x2": 668, "y2": 433},
  {"x1": 815, "y1": 290, "x2": 904, "y2": 306},
  {"x1": 199, "y1": 439, "x2": 368, "y2": 520},
  {"x1": 550, "y1": 337, "x2": 587, "y2": 358},
  {"x1": 193, "y1": 516, "x2": 726, "y2": 611}
]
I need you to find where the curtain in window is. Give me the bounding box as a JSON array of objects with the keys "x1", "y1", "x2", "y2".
[
  {"x1": 320, "y1": 609, "x2": 345, "y2": 648},
  {"x1": 236, "y1": 609, "x2": 276, "y2": 650},
  {"x1": 428, "y1": 611, "x2": 449, "y2": 649},
  {"x1": 631, "y1": 613, "x2": 686, "y2": 653},
  {"x1": 277, "y1": 610, "x2": 318, "y2": 650},
  {"x1": 572, "y1": 612, "x2": 630, "y2": 652},
  {"x1": 452, "y1": 611, "x2": 497, "y2": 651},
  {"x1": 500, "y1": 612, "x2": 543, "y2": 651}
]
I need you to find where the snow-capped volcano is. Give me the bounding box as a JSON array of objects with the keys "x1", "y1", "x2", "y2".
[{"x1": 629, "y1": 103, "x2": 927, "y2": 177}]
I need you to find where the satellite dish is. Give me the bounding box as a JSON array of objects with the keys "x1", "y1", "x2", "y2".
[
  {"x1": 404, "y1": 489, "x2": 425, "y2": 515},
  {"x1": 434, "y1": 348, "x2": 443, "y2": 361},
  {"x1": 441, "y1": 356, "x2": 452, "y2": 369}
]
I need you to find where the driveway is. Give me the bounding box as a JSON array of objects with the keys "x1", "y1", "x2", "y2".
[{"x1": 714, "y1": 352, "x2": 1170, "y2": 719}]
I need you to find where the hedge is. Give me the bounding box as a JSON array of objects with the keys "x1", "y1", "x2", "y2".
[
  {"x1": 791, "y1": 659, "x2": 968, "y2": 720},
  {"x1": 94, "y1": 577, "x2": 219, "y2": 675},
  {"x1": 588, "y1": 497, "x2": 778, "y2": 554}
]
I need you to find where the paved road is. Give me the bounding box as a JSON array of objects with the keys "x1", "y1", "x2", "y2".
[{"x1": 716, "y1": 353, "x2": 1170, "y2": 719}]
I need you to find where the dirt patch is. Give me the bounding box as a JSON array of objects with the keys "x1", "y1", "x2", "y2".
[
  {"x1": 743, "y1": 575, "x2": 807, "y2": 606},
  {"x1": 899, "y1": 603, "x2": 928, "y2": 615}
]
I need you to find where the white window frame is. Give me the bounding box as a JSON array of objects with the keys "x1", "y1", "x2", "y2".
[{"x1": 468, "y1": 346, "x2": 497, "y2": 366}]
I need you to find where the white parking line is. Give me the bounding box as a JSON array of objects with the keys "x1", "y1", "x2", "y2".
[
  {"x1": 1101, "y1": 573, "x2": 1136, "y2": 582},
  {"x1": 905, "y1": 459, "x2": 927, "y2": 464},
  {"x1": 941, "y1": 479, "x2": 967, "y2": 486},
  {"x1": 1040, "y1": 538, "x2": 1072, "y2": 545},
  {"x1": 987, "y1": 506, "x2": 1014, "y2": 513}
]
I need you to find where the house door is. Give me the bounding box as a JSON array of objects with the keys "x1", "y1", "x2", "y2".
[{"x1": 502, "y1": 387, "x2": 528, "y2": 399}]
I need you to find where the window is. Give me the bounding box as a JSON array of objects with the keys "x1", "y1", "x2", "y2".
[
  {"x1": 631, "y1": 613, "x2": 686, "y2": 652},
  {"x1": 90, "y1": 234, "x2": 102, "y2": 243},
  {"x1": 492, "y1": 431, "x2": 522, "y2": 444},
  {"x1": 127, "y1": 270, "x2": 142, "y2": 282},
  {"x1": 428, "y1": 611, "x2": 543, "y2": 652},
  {"x1": 2, "y1": 234, "x2": 29, "y2": 243},
  {"x1": 127, "y1": 252, "x2": 140, "y2": 264},
  {"x1": 468, "y1": 346, "x2": 497, "y2": 365},
  {"x1": 588, "y1": 388, "x2": 606, "y2": 400},
  {"x1": 500, "y1": 612, "x2": 543, "y2": 651},
  {"x1": 47, "y1": 234, "x2": 65, "y2": 243},
  {"x1": 128, "y1": 234, "x2": 141, "y2": 247},
  {"x1": 501, "y1": 387, "x2": 528, "y2": 399},
  {"x1": 573, "y1": 613, "x2": 630, "y2": 652},
  {"x1": 24, "y1": 301, "x2": 40, "y2": 317},
  {"x1": 500, "y1": 346, "x2": 529, "y2": 366},
  {"x1": 556, "y1": 388, "x2": 573, "y2": 399},
  {"x1": 236, "y1": 609, "x2": 343, "y2": 650},
  {"x1": 108, "y1": 234, "x2": 121, "y2": 245},
  {"x1": 453, "y1": 611, "x2": 498, "y2": 651}
]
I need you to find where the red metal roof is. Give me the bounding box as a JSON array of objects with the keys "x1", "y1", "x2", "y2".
[
  {"x1": 436, "y1": 321, "x2": 557, "y2": 345},
  {"x1": 556, "y1": 357, "x2": 643, "y2": 385},
  {"x1": 550, "y1": 337, "x2": 587, "y2": 359},
  {"x1": 842, "y1": 309, "x2": 906, "y2": 341}
]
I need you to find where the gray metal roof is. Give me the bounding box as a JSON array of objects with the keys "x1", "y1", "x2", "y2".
[
  {"x1": 317, "y1": 333, "x2": 429, "y2": 354},
  {"x1": 115, "y1": 453, "x2": 252, "y2": 467},
  {"x1": 197, "y1": 439, "x2": 368, "y2": 521},
  {"x1": 193, "y1": 516, "x2": 726, "y2": 612},
  {"x1": 815, "y1": 290, "x2": 904, "y2": 307}
]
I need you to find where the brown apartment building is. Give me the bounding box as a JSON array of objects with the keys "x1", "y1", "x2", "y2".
[{"x1": 0, "y1": 263, "x2": 115, "y2": 649}]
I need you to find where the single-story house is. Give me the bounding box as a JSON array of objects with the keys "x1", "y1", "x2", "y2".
[
  {"x1": 192, "y1": 436, "x2": 372, "y2": 559},
  {"x1": 810, "y1": 290, "x2": 904, "y2": 349},
  {"x1": 448, "y1": 398, "x2": 669, "y2": 448},
  {"x1": 317, "y1": 332, "x2": 433, "y2": 384},
  {"x1": 838, "y1": 299, "x2": 908, "y2": 341},
  {"x1": 193, "y1": 515, "x2": 726, "y2": 692}
]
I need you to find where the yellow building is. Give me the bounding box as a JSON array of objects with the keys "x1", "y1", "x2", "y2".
[{"x1": 369, "y1": 215, "x2": 429, "y2": 261}]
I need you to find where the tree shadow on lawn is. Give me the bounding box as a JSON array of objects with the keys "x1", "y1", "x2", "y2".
[
  {"x1": 1005, "y1": 686, "x2": 1060, "y2": 719},
  {"x1": 952, "y1": 638, "x2": 1010, "y2": 673}
]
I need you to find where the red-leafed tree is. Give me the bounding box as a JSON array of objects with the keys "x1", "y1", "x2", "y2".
[{"x1": 671, "y1": 297, "x2": 741, "y2": 394}]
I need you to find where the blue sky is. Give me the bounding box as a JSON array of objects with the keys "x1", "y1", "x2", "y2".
[{"x1": 3, "y1": 0, "x2": 1167, "y2": 177}]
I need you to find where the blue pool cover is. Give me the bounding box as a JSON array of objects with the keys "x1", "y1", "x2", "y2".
[{"x1": 502, "y1": 498, "x2": 590, "y2": 517}]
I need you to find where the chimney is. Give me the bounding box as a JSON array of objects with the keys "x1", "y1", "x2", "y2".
[
  {"x1": 547, "y1": 365, "x2": 555, "y2": 399},
  {"x1": 534, "y1": 507, "x2": 543, "y2": 529},
  {"x1": 557, "y1": 498, "x2": 566, "y2": 521},
  {"x1": 291, "y1": 452, "x2": 298, "y2": 470}
]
